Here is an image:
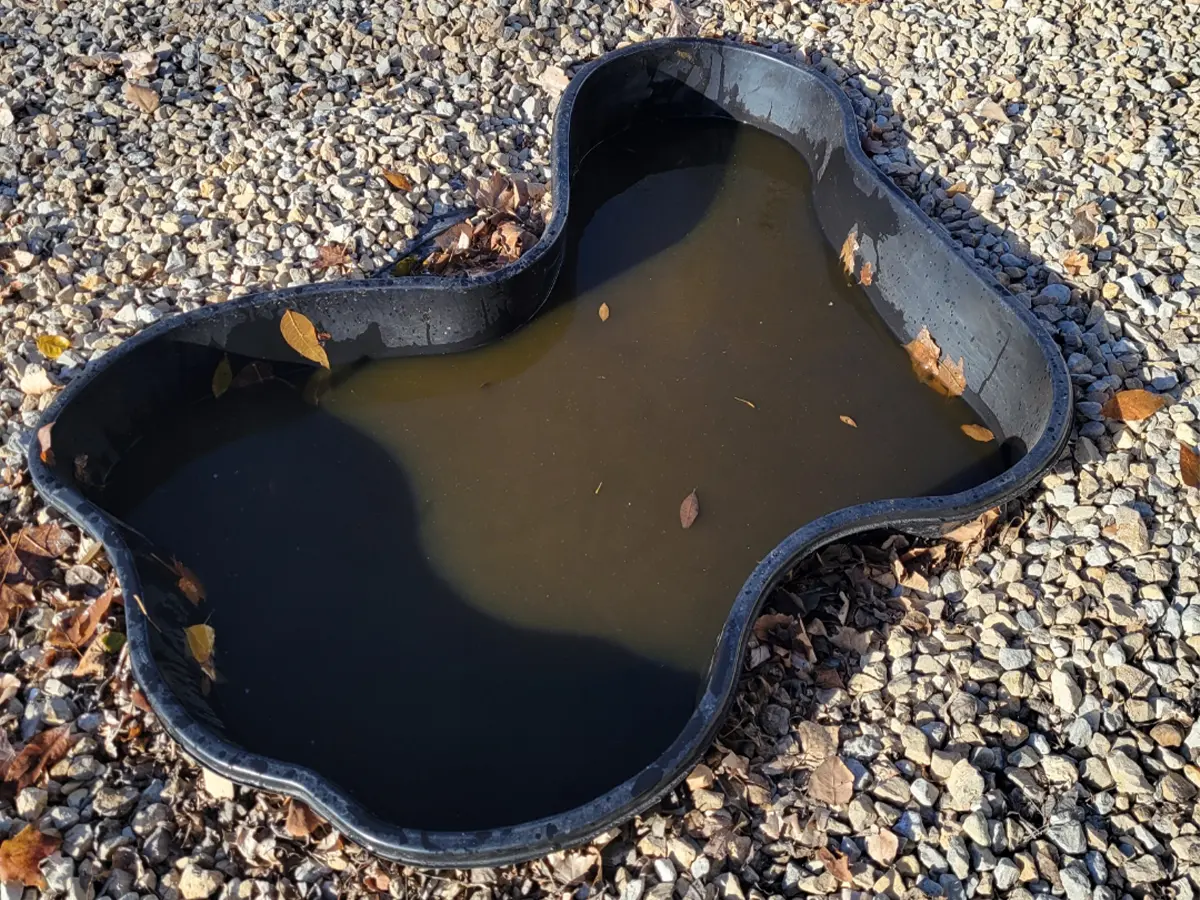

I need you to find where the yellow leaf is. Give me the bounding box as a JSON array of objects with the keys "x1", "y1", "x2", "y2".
[
  {"x1": 858, "y1": 261, "x2": 873, "y2": 286},
  {"x1": 840, "y1": 227, "x2": 858, "y2": 275},
  {"x1": 840, "y1": 415, "x2": 857, "y2": 427},
  {"x1": 598, "y1": 302, "x2": 610, "y2": 322},
  {"x1": 212, "y1": 356, "x2": 233, "y2": 398},
  {"x1": 280, "y1": 310, "x2": 330, "y2": 369},
  {"x1": 961, "y1": 423, "x2": 995, "y2": 442},
  {"x1": 36, "y1": 335, "x2": 70, "y2": 360},
  {"x1": 904, "y1": 327, "x2": 966, "y2": 398},
  {"x1": 185, "y1": 624, "x2": 216, "y2": 679}
]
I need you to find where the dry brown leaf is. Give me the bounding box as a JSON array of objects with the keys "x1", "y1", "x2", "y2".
[
  {"x1": 0, "y1": 584, "x2": 34, "y2": 631},
  {"x1": 0, "y1": 825, "x2": 61, "y2": 889},
  {"x1": 839, "y1": 227, "x2": 859, "y2": 275},
  {"x1": 808, "y1": 756, "x2": 854, "y2": 806},
  {"x1": 73, "y1": 639, "x2": 108, "y2": 678},
  {"x1": 598, "y1": 302, "x2": 610, "y2": 322},
  {"x1": 280, "y1": 310, "x2": 330, "y2": 369},
  {"x1": 171, "y1": 559, "x2": 205, "y2": 605},
  {"x1": 831, "y1": 625, "x2": 871, "y2": 654},
  {"x1": 212, "y1": 357, "x2": 233, "y2": 398},
  {"x1": 1062, "y1": 249, "x2": 1091, "y2": 276},
  {"x1": 866, "y1": 829, "x2": 899, "y2": 866},
  {"x1": 942, "y1": 507, "x2": 1001, "y2": 544},
  {"x1": 550, "y1": 847, "x2": 603, "y2": 888},
  {"x1": 680, "y1": 489, "x2": 700, "y2": 529},
  {"x1": 937, "y1": 355, "x2": 967, "y2": 397},
  {"x1": 1181, "y1": 442, "x2": 1199, "y2": 489},
  {"x1": 4, "y1": 724, "x2": 77, "y2": 791},
  {"x1": 961, "y1": 423, "x2": 995, "y2": 442},
  {"x1": 899, "y1": 608, "x2": 932, "y2": 634},
  {"x1": 974, "y1": 98, "x2": 1010, "y2": 123},
  {"x1": 489, "y1": 220, "x2": 535, "y2": 261},
  {"x1": 37, "y1": 422, "x2": 54, "y2": 466},
  {"x1": 858, "y1": 261, "x2": 873, "y2": 286},
  {"x1": 817, "y1": 847, "x2": 854, "y2": 884},
  {"x1": 50, "y1": 583, "x2": 116, "y2": 649},
  {"x1": 313, "y1": 243, "x2": 352, "y2": 271},
  {"x1": 840, "y1": 415, "x2": 858, "y2": 428},
  {"x1": 796, "y1": 721, "x2": 838, "y2": 766},
  {"x1": 123, "y1": 81, "x2": 160, "y2": 114},
  {"x1": 36, "y1": 335, "x2": 70, "y2": 360},
  {"x1": 752, "y1": 612, "x2": 793, "y2": 642},
  {"x1": 1071, "y1": 202, "x2": 1102, "y2": 244},
  {"x1": 1101, "y1": 389, "x2": 1166, "y2": 422},
  {"x1": 382, "y1": 168, "x2": 414, "y2": 191},
  {"x1": 435, "y1": 222, "x2": 474, "y2": 254},
  {"x1": 285, "y1": 800, "x2": 323, "y2": 839}
]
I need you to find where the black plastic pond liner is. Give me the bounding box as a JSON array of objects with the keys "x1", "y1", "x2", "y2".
[{"x1": 29, "y1": 39, "x2": 1072, "y2": 866}]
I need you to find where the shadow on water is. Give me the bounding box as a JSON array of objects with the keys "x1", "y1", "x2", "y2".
[{"x1": 99, "y1": 380, "x2": 700, "y2": 831}]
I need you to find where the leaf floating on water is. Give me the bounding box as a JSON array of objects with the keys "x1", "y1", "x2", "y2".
[
  {"x1": 36, "y1": 422, "x2": 54, "y2": 466},
  {"x1": 595, "y1": 482, "x2": 603, "y2": 495},
  {"x1": 185, "y1": 624, "x2": 216, "y2": 678},
  {"x1": 734, "y1": 397, "x2": 756, "y2": 409},
  {"x1": 808, "y1": 755, "x2": 854, "y2": 806},
  {"x1": 839, "y1": 227, "x2": 859, "y2": 275},
  {"x1": 381, "y1": 168, "x2": 414, "y2": 191},
  {"x1": 36, "y1": 334, "x2": 70, "y2": 360},
  {"x1": 839, "y1": 415, "x2": 857, "y2": 428},
  {"x1": 904, "y1": 326, "x2": 966, "y2": 397},
  {"x1": 211, "y1": 356, "x2": 233, "y2": 398},
  {"x1": 230, "y1": 360, "x2": 274, "y2": 390},
  {"x1": 171, "y1": 559, "x2": 206, "y2": 605},
  {"x1": 858, "y1": 261, "x2": 873, "y2": 286},
  {"x1": 961, "y1": 423, "x2": 995, "y2": 442},
  {"x1": 280, "y1": 310, "x2": 330, "y2": 369},
  {"x1": 0, "y1": 824, "x2": 62, "y2": 889},
  {"x1": 1100, "y1": 388, "x2": 1166, "y2": 422},
  {"x1": 1181, "y1": 442, "x2": 1200, "y2": 489},
  {"x1": 598, "y1": 302, "x2": 610, "y2": 322},
  {"x1": 680, "y1": 489, "x2": 700, "y2": 529}
]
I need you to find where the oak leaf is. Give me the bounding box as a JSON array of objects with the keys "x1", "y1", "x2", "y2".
[{"x1": 0, "y1": 824, "x2": 61, "y2": 889}]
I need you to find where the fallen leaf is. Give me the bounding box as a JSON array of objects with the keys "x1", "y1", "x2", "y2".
[
  {"x1": 793, "y1": 617, "x2": 816, "y2": 663},
  {"x1": 858, "y1": 261, "x2": 873, "y2": 286},
  {"x1": 167, "y1": 559, "x2": 206, "y2": 605},
  {"x1": 230, "y1": 360, "x2": 274, "y2": 390},
  {"x1": 817, "y1": 847, "x2": 854, "y2": 884},
  {"x1": 280, "y1": 310, "x2": 330, "y2": 369},
  {"x1": 904, "y1": 326, "x2": 966, "y2": 397},
  {"x1": 381, "y1": 168, "x2": 414, "y2": 191},
  {"x1": 961, "y1": 423, "x2": 995, "y2": 442},
  {"x1": 36, "y1": 335, "x2": 70, "y2": 360},
  {"x1": 0, "y1": 673, "x2": 20, "y2": 705},
  {"x1": 549, "y1": 848, "x2": 602, "y2": 887},
  {"x1": 808, "y1": 756, "x2": 854, "y2": 806},
  {"x1": 185, "y1": 624, "x2": 216, "y2": 677},
  {"x1": 840, "y1": 227, "x2": 859, "y2": 275},
  {"x1": 73, "y1": 639, "x2": 108, "y2": 678},
  {"x1": 941, "y1": 507, "x2": 1001, "y2": 543},
  {"x1": 37, "y1": 422, "x2": 54, "y2": 465},
  {"x1": 123, "y1": 81, "x2": 160, "y2": 114},
  {"x1": 796, "y1": 721, "x2": 838, "y2": 766},
  {"x1": 974, "y1": 98, "x2": 1010, "y2": 123},
  {"x1": 734, "y1": 396, "x2": 756, "y2": 409},
  {"x1": 680, "y1": 489, "x2": 700, "y2": 529},
  {"x1": 594, "y1": 482, "x2": 603, "y2": 495},
  {"x1": 122, "y1": 49, "x2": 158, "y2": 79},
  {"x1": 598, "y1": 302, "x2": 610, "y2": 322},
  {"x1": 753, "y1": 612, "x2": 793, "y2": 642},
  {"x1": 1, "y1": 523, "x2": 75, "y2": 583},
  {"x1": 1181, "y1": 442, "x2": 1199, "y2": 489},
  {"x1": 50, "y1": 583, "x2": 116, "y2": 649},
  {"x1": 0, "y1": 583, "x2": 34, "y2": 631},
  {"x1": 1062, "y1": 248, "x2": 1091, "y2": 276},
  {"x1": 434, "y1": 222, "x2": 473, "y2": 254},
  {"x1": 866, "y1": 829, "x2": 899, "y2": 866},
  {"x1": 831, "y1": 626, "x2": 871, "y2": 654},
  {"x1": 100, "y1": 631, "x2": 126, "y2": 654},
  {"x1": 1071, "y1": 201, "x2": 1102, "y2": 244},
  {"x1": 285, "y1": 800, "x2": 323, "y2": 839},
  {"x1": 1101, "y1": 389, "x2": 1166, "y2": 422},
  {"x1": 945, "y1": 182, "x2": 968, "y2": 196},
  {"x1": 0, "y1": 825, "x2": 61, "y2": 889},
  {"x1": 3, "y1": 724, "x2": 77, "y2": 791},
  {"x1": 212, "y1": 357, "x2": 233, "y2": 398},
  {"x1": 313, "y1": 243, "x2": 352, "y2": 271},
  {"x1": 489, "y1": 220, "x2": 536, "y2": 260},
  {"x1": 840, "y1": 415, "x2": 857, "y2": 428}
]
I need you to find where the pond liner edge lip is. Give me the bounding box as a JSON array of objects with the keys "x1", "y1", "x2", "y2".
[{"x1": 27, "y1": 38, "x2": 1073, "y2": 867}]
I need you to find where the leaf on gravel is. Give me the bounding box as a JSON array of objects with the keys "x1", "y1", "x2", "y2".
[
  {"x1": 2, "y1": 522, "x2": 75, "y2": 583},
  {"x1": 381, "y1": 168, "x2": 414, "y2": 191},
  {"x1": 598, "y1": 302, "x2": 610, "y2": 322},
  {"x1": 961, "y1": 423, "x2": 995, "y2": 442},
  {"x1": 974, "y1": 98, "x2": 1010, "y2": 123},
  {"x1": 1071, "y1": 201, "x2": 1101, "y2": 245},
  {"x1": 817, "y1": 847, "x2": 854, "y2": 884},
  {"x1": 549, "y1": 847, "x2": 602, "y2": 887},
  {"x1": 73, "y1": 639, "x2": 108, "y2": 678},
  {"x1": 50, "y1": 583, "x2": 116, "y2": 649},
  {"x1": 904, "y1": 326, "x2": 966, "y2": 397},
  {"x1": 490, "y1": 220, "x2": 536, "y2": 260},
  {"x1": 866, "y1": 828, "x2": 899, "y2": 866},
  {"x1": 122, "y1": 49, "x2": 158, "y2": 79},
  {"x1": 840, "y1": 415, "x2": 857, "y2": 428},
  {"x1": 36, "y1": 335, "x2": 70, "y2": 360},
  {"x1": 808, "y1": 756, "x2": 854, "y2": 806},
  {"x1": 37, "y1": 422, "x2": 54, "y2": 465},
  {"x1": 280, "y1": 310, "x2": 330, "y2": 369},
  {"x1": 1181, "y1": 442, "x2": 1199, "y2": 489},
  {"x1": 212, "y1": 356, "x2": 233, "y2": 398},
  {"x1": 170, "y1": 559, "x2": 205, "y2": 605},
  {"x1": 839, "y1": 227, "x2": 858, "y2": 274},
  {"x1": 185, "y1": 624, "x2": 216, "y2": 678},
  {"x1": 0, "y1": 673, "x2": 20, "y2": 706},
  {"x1": 1101, "y1": 389, "x2": 1166, "y2": 422},
  {"x1": 0, "y1": 824, "x2": 62, "y2": 889},
  {"x1": 941, "y1": 507, "x2": 1001, "y2": 544},
  {"x1": 680, "y1": 489, "x2": 699, "y2": 529},
  {"x1": 1062, "y1": 249, "x2": 1091, "y2": 276},
  {"x1": 123, "y1": 81, "x2": 160, "y2": 114},
  {"x1": 100, "y1": 631, "x2": 126, "y2": 653},
  {"x1": 0, "y1": 584, "x2": 34, "y2": 631},
  {"x1": 858, "y1": 261, "x2": 873, "y2": 286},
  {"x1": 752, "y1": 612, "x2": 793, "y2": 642},
  {"x1": 312, "y1": 243, "x2": 352, "y2": 271},
  {"x1": 4, "y1": 724, "x2": 77, "y2": 791},
  {"x1": 434, "y1": 222, "x2": 473, "y2": 254},
  {"x1": 831, "y1": 626, "x2": 871, "y2": 654},
  {"x1": 285, "y1": 800, "x2": 323, "y2": 839},
  {"x1": 797, "y1": 721, "x2": 838, "y2": 766}
]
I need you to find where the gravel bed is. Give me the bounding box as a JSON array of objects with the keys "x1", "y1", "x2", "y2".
[{"x1": 1, "y1": 0, "x2": 1199, "y2": 897}]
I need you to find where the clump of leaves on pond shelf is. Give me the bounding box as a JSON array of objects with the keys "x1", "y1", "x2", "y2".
[
  {"x1": 1101, "y1": 388, "x2": 1166, "y2": 422},
  {"x1": 680, "y1": 489, "x2": 700, "y2": 529},
  {"x1": 280, "y1": 310, "x2": 330, "y2": 369},
  {"x1": 412, "y1": 173, "x2": 549, "y2": 276},
  {"x1": 904, "y1": 326, "x2": 966, "y2": 398}
]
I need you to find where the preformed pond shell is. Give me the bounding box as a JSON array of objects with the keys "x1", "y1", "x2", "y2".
[{"x1": 30, "y1": 39, "x2": 1071, "y2": 866}]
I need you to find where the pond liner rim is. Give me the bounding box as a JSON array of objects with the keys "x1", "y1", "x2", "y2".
[{"x1": 27, "y1": 37, "x2": 1073, "y2": 867}]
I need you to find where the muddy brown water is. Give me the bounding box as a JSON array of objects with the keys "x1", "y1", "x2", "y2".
[{"x1": 101, "y1": 118, "x2": 1006, "y2": 829}]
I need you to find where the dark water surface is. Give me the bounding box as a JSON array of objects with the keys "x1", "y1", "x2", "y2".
[{"x1": 103, "y1": 119, "x2": 1005, "y2": 829}]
